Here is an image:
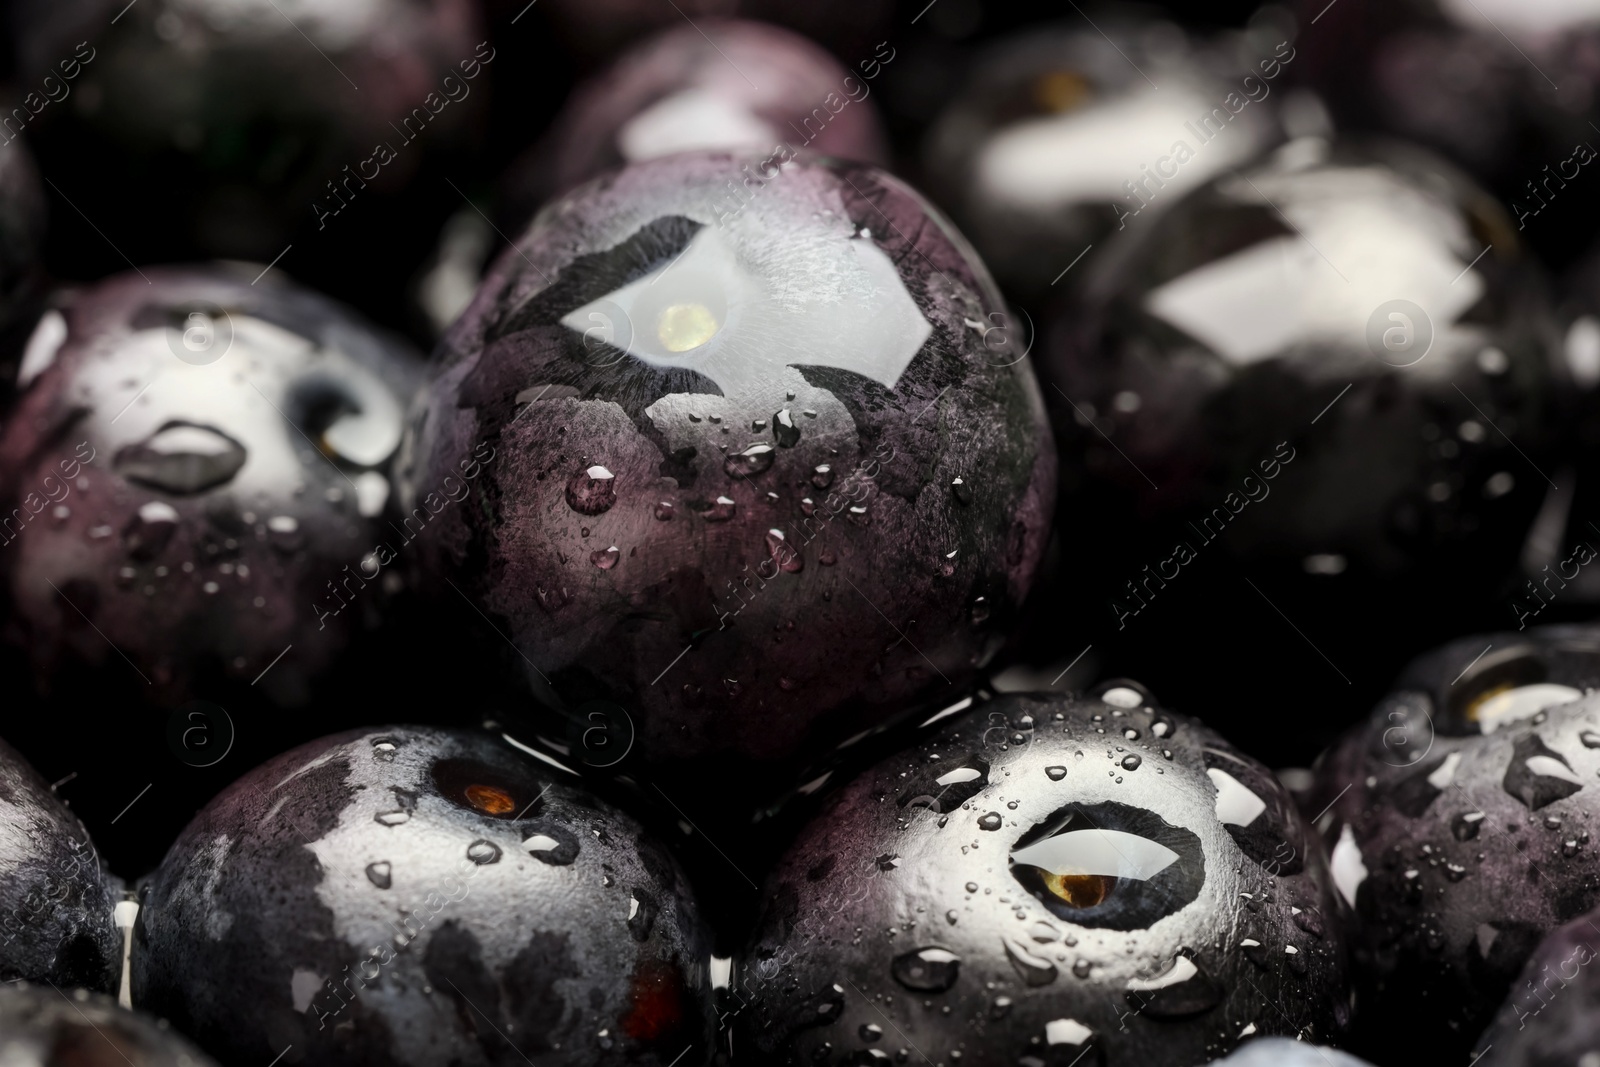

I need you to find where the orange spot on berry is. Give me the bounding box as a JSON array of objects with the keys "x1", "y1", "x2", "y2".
[{"x1": 464, "y1": 784, "x2": 515, "y2": 816}]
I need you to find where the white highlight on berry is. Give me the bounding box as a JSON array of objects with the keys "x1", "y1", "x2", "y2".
[
  {"x1": 1207, "y1": 767, "x2": 1267, "y2": 827},
  {"x1": 1126, "y1": 954, "x2": 1198, "y2": 993},
  {"x1": 1330, "y1": 822, "x2": 1367, "y2": 909},
  {"x1": 617, "y1": 89, "x2": 776, "y2": 162},
  {"x1": 1045, "y1": 1017, "x2": 1094, "y2": 1046},
  {"x1": 1011, "y1": 829, "x2": 1178, "y2": 881},
  {"x1": 560, "y1": 225, "x2": 932, "y2": 392},
  {"x1": 1476, "y1": 684, "x2": 1583, "y2": 733},
  {"x1": 18, "y1": 309, "x2": 67, "y2": 388},
  {"x1": 1426, "y1": 752, "x2": 1462, "y2": 790},
  {"x1": 1145, "y1": 164, "x2": 1486, "y2": 367}
]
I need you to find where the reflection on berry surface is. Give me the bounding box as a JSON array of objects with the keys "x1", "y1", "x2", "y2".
[
  {"x1": 133, "y1": 726, "x2": 715, "y2": 1067},
  {"x1": 403, "y1": 150, "x2": 1055, "y2": 784},
  {"x1": 504, "y1": 19, "x2": 888, "y2": 223},
  {"x1": 0, "y1": 265, "x2": 421, "y2": 704},
  {"x1": 1312, "y1": 625, "x2": 1600, "y2": 1062},
  {"x1": 736, "y1": 688, "x2": 1349, "y2": 1066},
  {"x1": 0, "y1": 736, "x2": 121, "y2": 993}
]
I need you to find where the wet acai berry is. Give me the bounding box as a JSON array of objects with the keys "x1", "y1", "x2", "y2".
[
  {"x1": 733, "y1": 687, "x2": 1350, "y2": 1065},
  {"x1": 1048, "y1": 136, "x2": 1562, "y2": 588},
  {"x1": 0, "y1": 982, "x2": 219, "y2": 1067},
  {"x1": 1310, "y1": 625, "x2": 1600, "y2": 1062},
  {"x1": 0, "y1": 736, "x2": 121, "y2": 992},
  {"x1": 1210, "y1": 1036, "x2": 1375, "y2": 1066},
  {"x1": 400, "y1": 151, "x2": 1056, "y2": 786},
  {"x1": 1300, "y1": 0, "x2": 1600, "y2": 267},
  {"x1": 922, "y1": 13, "x2": 1287, "y2": 305},
  {"x1": 0, "y1": 265, "x2": 422, "y2": 705},
  {"x1": 1039, "y1": 137, "x2": 1565, "y2": 752},
  {"x1": 1471, "y1": 901, "x2": 1600, "y2": 1067},
  {"x1": 13, "y1": 0, "x2": 485, "y2": 320},
  {"x1": 536, "y1": 0, "x2": 896, "y2": 70},
  {"x1": 503, "y1": 19, "x2": 888, "y2": 222},
  {"x1": 131, "y1": 725, "x2": 714, "y2": 1067}
]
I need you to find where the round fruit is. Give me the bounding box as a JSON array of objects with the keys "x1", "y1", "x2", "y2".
[
  {"x1": 1040, "y1": 137, "x2": 1565, "y2": 749},
  {"x1": 1211, "y1": 1036, "x2": 1374, "y2": 1066},
  {"x1": 1310, "y1": 625, "x2": 1600, "y2": 1062},
  {"x1": 0, "y1": 735, "x2": 121, "y2": 992},
  {"x1": 922, "y1": 14, "x2": 1285, "y2": 305},
  {"x1": 504, "y1": 18, "x2": 887, "y2": 221},
  {"x1": 733, "y1": 687, "x2": 1350, "y2": 1065},
  {"x1": 1471, "y1": 903, "x2": 1600, "y2": 1066},
  {"x1": 400, "y1": 151, "x2": 1055, "y2": 781},
  {"x1": 0, "y1": 983, "x2": 218, "y2": 1067},
  {"x1": 535, "y1": 0, "x2": 895, "y2": 70},
  {"x1": 1301, "y1": 0, "x2": 1600, "y2": 267},
  {"x1": 0, "y1": 265, "x2": 421, "y2": 704},
  {"x1": 133, "y1": 725, "x2": 714, "y2": 1067},
  {"x1": 1049, "y1": 136, "x2": 1559, "y2": 585},
  {"x1": 13, "y1": 0, "x2": 484, "y2": 321}
]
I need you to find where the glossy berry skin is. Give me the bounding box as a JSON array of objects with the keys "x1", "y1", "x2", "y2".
[
  {"x1": 401, "y1": 152, "x2": 1055, "y2": 784},
  {"x1": 535, "y1": 0, "x2": 895, "y2": 70},
  {"x1": 1040, "y1": 138, "x2": 1565, "y2": 752},
  {"x1": 0, "y1": 736, "x2": 121, "y2": 992},
  {"x1": 504, "y1": 19, "x2": 888, "y2": 221},
  {"x1": 13, "y1": 0, "x2": 484, "y2": 323},
  {"x1": 1210, "y1": 1037, "x2": 1374, "y2": 1066},
  {"x1": 732, "y1": 689, "x2": 1350, "y2": 1066},
  {"x1": 1310, "y1": 625, "x2": 1600, "y2": 1063},
  {"x1": 0, "y1": 266, "x2": 421, "y2": 705},
  {"x1": 1471, "y1": 904, "x2": 1600, "y2": 1067},
  {"x1": 922, "y1": 17, "x2": 1285, "y2": 305},
  {"x1": 133, "y1": 726, "x2": 714, "y2": 1067},
  {"x1": 1300, "y1": 0, "x2": 1600, "y2": 268},
  {"x1": 1050, "y1": 137, "x2": 1560, "y2": 590},
  {"x1": 0, "y1": 984, "x2": 218, "y2": 1067}
]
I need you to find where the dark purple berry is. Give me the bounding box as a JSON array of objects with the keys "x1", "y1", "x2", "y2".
[
  {"x1": 1038, "y1": 138, "x2": 1564, "y2": 751},
  {"x1": 132, "y1": 726, "x2": 715, "y2": 1067},
  {"x1": 1472, "y1": 903, "x2": 1600, "y2": 1066},
  {"x1": 505, "y1": 19, "x2": 887, "y2": 218},
  {"x1": 923, "y1": 15, "x2": 1286, "y2": 303},
  {"x1": 734, "y1": 689, "x2": 1350, "y2": 1065},
  {"x1": 1301, "y1": 0, "x2": 1600, "y2": 266},
  {"x1": 0, "y1": 736, "x2": 121, "y2": 992},
  {"x1": 401, "y1": 152, "x2": 1055, "y2": 783},
  {"x1": 0, "y1": 265, "x2": 421, "y2": 704},
  {"x1": 14, "y1": 0, "x2": 485, "y2": 319},
  {"x1": 1311, "y1": 625, "x2": 1600, "y2": 1062}
]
